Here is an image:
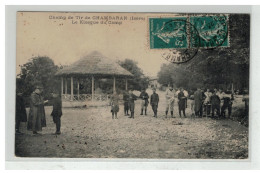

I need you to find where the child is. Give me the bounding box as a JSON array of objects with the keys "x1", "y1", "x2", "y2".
[
  {"x1": 110, "y1": 91, "x2": 120, "y2": 119},
  {"x1": 51, "y1": 91, "x2": 62, "y2": 135}
]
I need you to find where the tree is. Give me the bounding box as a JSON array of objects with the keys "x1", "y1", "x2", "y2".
[
  {"x1": 157, "y1": 14, "x2": 249, "y2": 92},
  {"x1": 119, "y1": 59, "x2": 149, "y2": 91},
  {"x1": 17, "y1": 56, "x2": 59, "y2": 99}
]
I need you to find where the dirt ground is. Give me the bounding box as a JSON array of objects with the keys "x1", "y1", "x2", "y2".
[{"x1": 15, "y1": 89, "x2": 248, "y2": 159}]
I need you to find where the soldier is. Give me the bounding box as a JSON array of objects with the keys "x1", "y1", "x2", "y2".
[
  {"x1": 150, "y1": 88, "x2": 159, "y2": 118},
  {"x1": 221, "y1": 90, "x2": 234, "y2": 119},
  {"x1": 123, "y1": 90, "x2": 129, "y2": 116},
  {"x1": 204, "y1": 89, "x2": 212, "y2": 115},
  {"x1": 189, "y1": 91, "x2": 195, "y2": 118},
  {"x1": 27, "y1": 85, "x2": 48, "y2": 135},
  {"x1": 139, "y1": 88, "x2": 149, "y2": 115},
  {"x1": 50, "y1": 90, "x2": 62, "y2": 134},
  {"x1": 210, "y1": 90, "x2": 221, "y2": 119},
  {"x1": 178, "y1": 87, "x2": 186, "y2": 118},
  {"x1": 15, "y1": 92, "x2": 27, "y2": 134},
  {"x1": 165, "y1": 85, "x2": 175, "y2": 118},
  {"x1": 194, "y1": 87, "x2": 204, "y2": 118},
  {"x1": 183, "y1": 88, "x2": 189, "y2": 108},
  {"x1": 128, "y1": 89, "x2": 138, "y2": 119},
  {"x1": 110, "y1": 90, "x2": 120, "y2": 119}
]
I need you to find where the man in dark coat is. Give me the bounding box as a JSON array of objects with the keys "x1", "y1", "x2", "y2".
[
  {"x1": 123, "y1": 90, "x2": 129, "y2": 116},
  {"x1": 150, "y1": 88, "x2": 159, "y2": 118},
  {"x1": 221, "y1": 90, "x2": 234, "y2": 119},
  {"x1": 128, "y1": 89, "x2": 138, "y2": 119},
  {"x1": 210, "y1": 91, "x2": 221, "y2": 119},
  {"x1": 194, "y1": 88, "x2": 204, "y2": 117},
  {"x1": 27, "y1": 85, "x2": 48, "y2": 135},
  {"x1": 178, "y1": 87, "x2": 186, "y2": 118},
  {"x1": 15, "y1": 92, "x2": 27, "y2": 134},
  {"x1": 51, "y1": 91, "x2": 62, "y2": 134},
  {"x1": 139, "y1": 88, "x2": 149, "y2": 115}
]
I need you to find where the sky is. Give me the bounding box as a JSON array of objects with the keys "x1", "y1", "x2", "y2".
[{"x1": 16, "y1": 12, "x2": 178, "y2": 77}]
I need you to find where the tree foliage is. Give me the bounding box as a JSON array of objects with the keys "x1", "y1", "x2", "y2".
[
  {"x1": 16, "y1": 56, "x2": 59, "y2": 99},
  {"x1": 119, "y1": 59, "x2": 149, "y2": 91},
  {"x1": 157, "y1": 14, "x2": 250, "y2": 91}
]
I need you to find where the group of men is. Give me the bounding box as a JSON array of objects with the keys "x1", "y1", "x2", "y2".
[
  {"x1": 122, "y1": 86, "x2": 189, "y2": 119},
  {"x1": 121, "y1": 86, "x2": 236, "y2": 120},
  {"x1": 122, "y1": 88, "x2": 159, "y2": 118},
  {"x1": 15, "y1": 85, "x2": 62, "y2": 135}
]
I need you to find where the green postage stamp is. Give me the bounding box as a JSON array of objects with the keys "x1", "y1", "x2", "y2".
[{"x1": 149, "y1": 15, "x2": 229, "y2": 49}]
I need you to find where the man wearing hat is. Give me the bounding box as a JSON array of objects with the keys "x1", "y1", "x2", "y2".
[
  {"x1": 150, "y1": 88, "x2": 159, "y2": 118},
  {"x1": 128, "y1": 88, "x2": 138, "y2": 119},
  {"x1": 139, "y1": 88, "x2": 149, "y2": 115},
  {"x1": 15, "y1": 92, "x2": 27, "y2": 134},
  {"x1": 50, "y1": 90, "x2": 62, "y2": 134},
  {"x1": 27, "y1": 84, "x2": 48, "y2": 135},
  {"x1": 165, "y1": 85, "x2": 175, "y2": 118}
]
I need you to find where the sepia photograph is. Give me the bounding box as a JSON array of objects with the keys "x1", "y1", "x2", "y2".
[{"x1": 14, "y1": 11, "x2": 249, "y2": 159}]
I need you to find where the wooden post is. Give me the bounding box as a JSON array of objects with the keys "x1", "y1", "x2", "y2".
[
  {"x1": 125, "y1": 78, "x2": 128, "y2": 90},
  {"x1": 77, "y1": 79, "x2": 80, "y2": 100},
  {"x1": 113, "y1": 76, "x2": 116, "y2": 93},
  {"x1": 92, "y1": 75, "x2": 94, "y2": 101},
  {"x1": 71, "y1": 76, "x2": 74, "y2": 101},
  {"x1": 65, "y1": 78, "x2": 67, "y2": 95},
  {"x1": 61, "y1": 77, "x2": 63, "y2": 96}
]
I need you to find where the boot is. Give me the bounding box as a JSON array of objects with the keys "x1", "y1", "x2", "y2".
[
  {"x1": 145, "y1": 109, "x2": 147, "y2": 115},
  {"x1": 165, "y1": 111, "x2": 168, "y2": 118},
  {"x1": 155, "y1": 111, "x2": 157, "y2": 118},
  {"x1": 140, "y1": 109, "x2": 143, "y2": 115},
  {"x1": 132, "y1": 112, "x2": 134, "y2": 119},
  {"x1": 115, "y1": 113, "x2": 118, "y2": 119},
  {"x1": 112, "y1": 113, "x2": 114, "y2": 119},
  {"x1": 171, "y1": 111, "x2": 174, "y2": 118}
]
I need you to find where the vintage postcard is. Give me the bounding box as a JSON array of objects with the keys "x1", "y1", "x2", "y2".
[{"x1": 15, "y1": 12, "x2": 249, "y2": 159}]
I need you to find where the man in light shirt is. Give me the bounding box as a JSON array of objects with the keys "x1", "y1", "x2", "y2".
[{"x1": 165, "y1": 85, "x2": 175, "y2": 118}]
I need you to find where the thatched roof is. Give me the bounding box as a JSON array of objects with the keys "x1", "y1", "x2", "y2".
[{"x1": 56, "y1": 51, "x2": 133, "y2": 78}]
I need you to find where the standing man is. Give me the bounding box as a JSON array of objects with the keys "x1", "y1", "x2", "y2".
[
  {"x1": 210, "y1": 90, "x2": 221, "y2": 119},
  {"x1": 139, "y1": 88, "x2": 149, "y2": 115},
  {"x1": 204, "y1": 89, "x2": 212, "y2": 115},
  {"x1": 183, "y1": 88, "x2": 189, "y2": 108},
  {"x1": 110, "y1": 90, "x2": 120, "y2": 119},
  {"x1": 194, "y1": 87, "x2": 203, "y2": 118},
  {"x1": 178, "y1": 87, "x2": 186, "y2": 118},
  {"x1": 27, "y1": 85, "x2": 48, "y2": 135},
  {"x1": 50, "y1": 90, "x2": 62, "y2": 134},
  {"x1": 128, "y1": 89, "x2": 138, "y2": 119},
  {"x1": 123, "y1": 90, "x2": 129, "y2": 116},
  {"x1": 15, "y1": 92, "x2": 27, "y2": 134},
  {"x1": 165, "y1": 85, "x2": 175, "y2": 118},
  {"x1": 221, "y1": 90, "x2": 234, "y2": 119},
  {"x1": 150, "y1": 88, "x2": 159, "y2": 118},
  {"x1": 217, "y1": 88, "x2": 224, "y2": 108}
]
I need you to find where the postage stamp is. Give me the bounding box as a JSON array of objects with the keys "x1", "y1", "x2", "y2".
[
  {"x1": 149, "y1": 15, "x2": 229, "y2": 50},
  {"x1": 149, "y1": 17, "x2": 188, "y2": 49},
  {"x1": 190, "y1": 15, "x2": 229, "y2": 48}
]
